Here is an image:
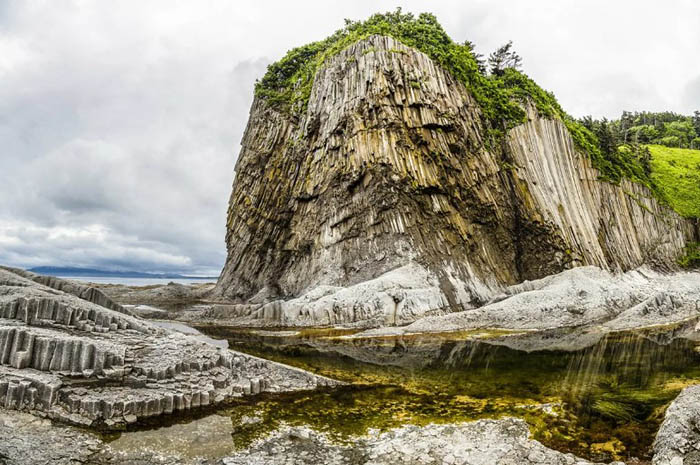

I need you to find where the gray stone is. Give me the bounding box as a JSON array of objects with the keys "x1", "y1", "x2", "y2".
[
  {"x1": 0, "y1": 267, "x2": 341, "y2": 429},
  {"x1": 653, "y1": 385, "x2": 700, "y2": 464},
  {"x1": 219, "y1": 418, "x2": 606, "y2": 465}
]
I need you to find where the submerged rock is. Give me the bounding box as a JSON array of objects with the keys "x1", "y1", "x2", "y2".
[
  {"x1": 220, "y1": 418, "x2": 614, "y2": 465},
  {"x1": 213, "y1": 33, "x2": 696, "y2": 327},
  {"x1": 0, "y1": 411, "x2": 625, "y2": 465},
  {"x1": 0, "y1": 409, "x2": 191, "y2": 465},
  {"x1": 0, "y1": 267, "x2": 339, "y2": 429}
]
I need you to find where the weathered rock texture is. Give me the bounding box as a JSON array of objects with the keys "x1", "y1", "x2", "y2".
[
  {"x1": 215, "y1": 35, "x2": 696, "y2": 326},
  {"x1": 358, "y1": 266, "x2": 700, "y2": 337},
  {"x1": 0, "y1": 268, "x2": 338, "y2": 429},
  {"x1": 0, "y1": 409, "x2": 192, "y2": 465},
  {"x1": 0, "y1": 411, "x2": 616, "y2": 465},
  {"x1": 653, "y1": 384, "x2": 700, "y2": 465},
  {"x1": 0, "y1": 266, "x2": 135, "y2": 316},
  {"x1": 220, "y1": 419, "x2": 613, "y2": 465}
]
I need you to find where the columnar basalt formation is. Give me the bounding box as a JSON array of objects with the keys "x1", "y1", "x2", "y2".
[
  {"x1": 0, "y1": 266, "x2": 135, "y2": 316},
  {"x1": 215, "y1": 35, "x2": 696, "y2": 327},
  {"x1": 0, "y1": 268, "x2": 338, "y2": 428}
]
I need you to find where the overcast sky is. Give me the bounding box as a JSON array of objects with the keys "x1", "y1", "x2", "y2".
[{"x1": 1, "y1": 0, "x2": 699, "y2": 275}]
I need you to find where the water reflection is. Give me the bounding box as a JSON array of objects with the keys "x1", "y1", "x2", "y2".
[
  {"x1": 198, "y1": 325, "x2": 700, "y2": 461},
  {"x1": 109, "y1": 323, "x2": 700, "y2": 463}
]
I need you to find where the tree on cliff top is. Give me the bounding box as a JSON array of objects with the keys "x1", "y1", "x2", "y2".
[{"x1": 488, "y1": 41, "x2": 522, "y2": 76}]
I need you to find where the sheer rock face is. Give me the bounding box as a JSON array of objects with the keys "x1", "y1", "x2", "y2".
[{"x1": 215, "y1": 35, "x2": 696, "y2": 326}]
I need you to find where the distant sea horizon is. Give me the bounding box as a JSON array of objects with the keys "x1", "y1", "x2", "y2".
[
  {"x1": 57, "y1": 276, "x2": 218, "y2": 286},
  {"x1": 27, "y1": 266, "x2": 219, "y2": 286}
]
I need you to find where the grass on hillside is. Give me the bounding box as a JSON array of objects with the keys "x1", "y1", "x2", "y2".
[{"x1": 647, "y1": 145, "x2": 700, "y2": 218}]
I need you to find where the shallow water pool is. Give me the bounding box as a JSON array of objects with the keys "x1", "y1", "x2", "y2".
[{"x1": 108, "y1": 321, "x2": 700, "y2": 463}]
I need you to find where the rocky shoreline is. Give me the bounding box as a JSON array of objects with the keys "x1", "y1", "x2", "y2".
[
  {"x1": 0, "y1": 410, "x2": 619, "y2": 465},
  {"x1": 5, "y1": 396, "x2": 700, "y2": 465},
  {"x1": 96, "y1": 265, "x2": 700, "y2": 337},
  {"x1": 220, "y1": 419, "x2": 620, "y2": 465},
  {"x1": 4, "y1": 267, "x2": 700, "y2": 464},
  {"x1": 0, "y1": 267, "x2": 337, "y2": 434}
]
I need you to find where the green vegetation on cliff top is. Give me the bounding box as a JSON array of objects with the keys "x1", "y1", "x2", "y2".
[
  {"x1": 256, "y1": 11, "x2": 577, "y2": 133},
  {"x1": 257, "y1": 10, "x2": 539, "y2": 126},
  {"x1": 256, "y1": 10, "x2": 697, "y2": 216}
]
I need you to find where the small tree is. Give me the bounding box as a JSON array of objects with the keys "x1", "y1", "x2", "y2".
[
  {"x1": 488, "y1": 41, "x2": 522, "y2": 76},
  {"x1": 595, "y1": 118, "x2": 618, "y2": 156},
  {"x1": 464, "y1": 40, "x2": 486, "y2": 74}
]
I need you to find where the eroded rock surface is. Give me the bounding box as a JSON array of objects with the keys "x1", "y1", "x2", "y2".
[
  {"x1": 220, "y1": 419, "x2": 615, "y2": 465},
  {"x1": 0, "y1": 409, "x2": 192, "y2": 465},
  {"x1": 653, "y1": 384, "x2": 700, "y2": 465},
  {"x1": 0, "y1": 268, "x2": 339, "y2": 429},
  {"x1": 214, "y1": 34, "x2": 696, "y2": 328},
  {"x1": 358, "y1": 266, "x2": 700, "y2": 337}
]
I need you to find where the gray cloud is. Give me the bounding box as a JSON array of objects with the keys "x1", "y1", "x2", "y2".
[
  {"x1": 683, "y1": 76, "x2": 700, "y2": 112},
  {"x1": 1, "y1": 0, "x2": 699, "y2": 274}
]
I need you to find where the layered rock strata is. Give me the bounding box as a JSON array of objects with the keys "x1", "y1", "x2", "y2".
[
  {"x1": 0, "y1": 268, "x2": 338, "y2": 428},
  {"x1": 215, "y1": 35, "x2": 696, "y2": 327},
  {"x1": 0, "y1": 266, "x2": 135, "y2": 316}
]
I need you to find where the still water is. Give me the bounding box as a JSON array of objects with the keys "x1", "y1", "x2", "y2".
[{"x1": 107, "y1": 322, "x2": 700, "y2": 463}]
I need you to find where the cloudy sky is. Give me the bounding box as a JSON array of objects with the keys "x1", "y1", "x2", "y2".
[{"x1": 1, "y1": 0, "x2": 699, "y2": 276}]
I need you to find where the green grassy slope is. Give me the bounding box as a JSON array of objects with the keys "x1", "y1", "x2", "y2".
[{"x1": 647, "y1": 145, "x2": 700, "y2": 218}]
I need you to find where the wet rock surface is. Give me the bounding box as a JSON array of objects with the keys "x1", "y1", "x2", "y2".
[
  {"x1": 220, "y1": 419, "x2": 613, "y2": 465},
  {"x1": 0, "y1": 409, "x2": 192, "y2": 465},
  {"x1": 0, "y1": 409, "x2": 102, "y2": 464},
  {"x1": 0, "y1": 411, "x2": 620, "y2": 465},
  {"x1": 0, "y1": 267, "x2": 339, "y2": 430}
]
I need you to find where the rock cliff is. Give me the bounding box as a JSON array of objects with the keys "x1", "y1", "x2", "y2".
[{"x1": 215, "y1": 35, "x2": 696, "y2": 326}]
